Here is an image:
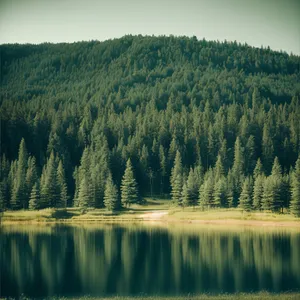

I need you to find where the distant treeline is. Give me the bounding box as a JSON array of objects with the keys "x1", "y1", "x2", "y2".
[{"x1": 0, "y1": 35, "x2": 300, "y2": 214}]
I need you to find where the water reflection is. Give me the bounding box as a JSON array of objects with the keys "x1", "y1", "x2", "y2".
[{"x1": 1, "y1": 224, "x2": 300, "y2": 298}]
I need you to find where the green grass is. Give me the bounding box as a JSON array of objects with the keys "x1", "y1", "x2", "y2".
[
  {"x1": 1, "y1": 199, "x2": 300, "y2": 226},
  {"x1": 9, "y1": 292, "x2": 300, "y2": 300}
]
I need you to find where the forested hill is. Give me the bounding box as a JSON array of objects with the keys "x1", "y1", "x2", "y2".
[{"x1": 1, "y1": 35, "x2": 300, "y2": 213}]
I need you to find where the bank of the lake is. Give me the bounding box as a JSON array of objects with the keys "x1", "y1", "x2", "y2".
[
  {"x1": 1, "y1": 199, "x2": 300, "y2": 227},
  {"x1": 9, "y1": 293, "x2": 300, "y2": 300}
]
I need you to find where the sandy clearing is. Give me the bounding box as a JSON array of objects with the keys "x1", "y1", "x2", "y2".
[{"x1": 140, "y1": 211, "x2": 169, "y2": 219}]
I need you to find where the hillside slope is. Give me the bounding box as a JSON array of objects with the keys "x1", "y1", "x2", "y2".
[{"x1": 0, "y1": 35, "x2": 300, "y2": 211}]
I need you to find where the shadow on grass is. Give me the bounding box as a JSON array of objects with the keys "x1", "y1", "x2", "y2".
[{"x1": 50, "y1": 209, "x2": 78, "y2": 219}]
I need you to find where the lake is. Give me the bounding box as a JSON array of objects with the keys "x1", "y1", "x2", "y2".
[{"x1": 1, "y1": 224, "x2": 300, "y2": 298}]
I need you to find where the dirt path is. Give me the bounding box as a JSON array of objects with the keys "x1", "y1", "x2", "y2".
[{"x1": 140, "y1": 211, "x2": 169, "y2": 220}]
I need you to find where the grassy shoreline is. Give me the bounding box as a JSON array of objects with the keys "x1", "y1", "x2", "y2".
[
  {"x1": 1, "y1": 199, "x2": 300, "y2": 227},
  {"x1": 6, "y1": 292, "x2": 300, "y2": 300}
]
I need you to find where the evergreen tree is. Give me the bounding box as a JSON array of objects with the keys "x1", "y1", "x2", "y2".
[
  {"x1": 11, "y1": 139, "x2": 28, "y2": 209},
  {"x1": 29, "y1": 182, "x2": 40, "y2": 210},
  {"x1": 262, "y1": 176, "x2": 274, "y2": 211},
  {"x1": 213, "y1": 178, "x2": 226, "y2": 207},
  {"x1": 104, "y1": 174, "x2": 119, "y2": 211},
  {"x1": 262, "y1": 122, "x2": 274, "y2": 174},
  {"x1": 245, "y1": 135, "x2": 256, "y2": 174},
  {"x1": 290, "y1": 157, "x2": 300, "y2": 216},
  {"x1": 181, "y1": 183, "x2": 190, "y2": 208},
  {"x1": 159, "y1": 145, "x2": 167, "y2": 195},
  {"x1": 40, "y1": 152, "x2": 58, "y2": 208},
  {"x1": 26, "y1": 156, "x2": 38, "y2": 201},
  {"x1": 186, "y1": 167, "x2": 199, "y2": 207},
  {"x1": 270, "y1": 157, "x2": 283, "y2": 212},
  {"x1": 199, "y1": 171, "x2": 214, "y2": 208},
  {"x1": 253, "y1": 158, "x2": 264, "y2": 179},
  {"x1": 121, "y1": 159, "x2": 138, "y2": 207},
  {"x1": 78, "y1": 176, "x2": 90, "y2": 209},
  {"x1": 214, "y1": 154, "x2": 224, "y2": 181},
  {"x1": 56, "y1": 160, "x2": 68, "y2": 208},
  {"x1": 253, "y1": 175, "x2": 264, "y2": 210},
  {"x1": 170, "y1": 151, "x2": 183, "y2": 205},
  {"x1": 239, "y1": 177, "x2": 253, "y2": 211}
]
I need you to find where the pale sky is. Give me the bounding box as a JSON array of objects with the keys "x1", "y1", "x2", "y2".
[{"x1": 0, "y1": 0, "x2": 299, "y2": 54}]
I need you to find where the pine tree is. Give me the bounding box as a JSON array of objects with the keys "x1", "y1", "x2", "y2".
[
  {"x1": 262, "y1": 176, "x2": 274, "y2": 211},
  {"x1": 270, "y1": 157, "x2": 283, "y2": 212},
  {"x1": 26, "y1": 156, "x2": 38, "y2": 201},
  {"x1": 226, "y1": 169, "x2": 235, "y2": 208},
  {"x1": 186, "y1": 168, "x2": 199, "y2": 207},
  {"x1": 262, "y1": 122, "x2": 274, "y2": 174},
  {"x1": 232, "y1": 137, "x2": 244, "y2": 177},
  {"x1": 159, "y1": 145, "x2": 167, "y2": 195},
  {"x1": 253, "y1": 158, "x2": 264, "y2": 179},
  {"x1": 170, "y1": 151, "x2": 183, "y2": 205},
  {"x1": 213, "y1": 178, "x2": 226, "y2": 207},
  {"x1": 214, "y1": 154, "x2": 224, "y2": 181},
  {"x1": 78, "y1": 176, "x2": 90, "y2": 209},
  {"x1": 40, "y1": 152, "x2": 58, "y2": 208},
  {"x1": 232, "y1": 137, "x2": 244, "y2": 203},
  {"x1": 245, "y1": 135, "x2": 256, "y2": 174},
  {"x1": 56, "y1": 160, "x2": 68, "y2": 208},
  {"x1": 29, "y1": 182, "x2": 40, "y2": 210},
  {"x1": 121, "y1": 159, "x2": 138, "y2": 207},
  {"x1": 181, "y1": 183, "x2": 190, "y2": 208},
  {"x1": 198, "y1": 171, "x2": 214, "y2": 208},
  {"x1": 239, "y1": 177, "x2": 253, "y2": 211},
  {"x1": 253, "y1": 175, "x2": 265, "y2": 210},
  {"x1": 104, "y1": 174, "x2": 119, "y2": 211},
  {"x1": 290, "y1": 157, "x2": 300, "y2": 216},
  {"x1": 11, "y1": 138, "x2": 28, "y2": 209}
]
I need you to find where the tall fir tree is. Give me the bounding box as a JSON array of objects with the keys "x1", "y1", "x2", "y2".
[
  {"x1": 262, "y1": 176, "x2": 275, "y2": 211},
  {"x1": 11, "y1": 139, "x2": 28, "y2": 209},
  {"x1": 26, "y1": 156, "x2": 38, "y2": 202},
  {"x1": 214, "y1": 154, "x2": 225, "y2": 181},
  {"x1": 186, "y1": 167, "x2": 200, "y2": 207},
  {"x1": 121, "y1": 159, "x2": 138, "y2": 207},
  {"x1": 253, "y1": 158, "x2": 264, "y2": 179},
  {"x1": 198, "y1": 170, "x2": 214, "y2": 208},
  {"x1": 56, "y1": 160, "x2": 68, "y2": 208},
  {"x1": 29, "y1": 182, "x2": 40, "y2": 210},
  {"x1": 213, "y1": 177, "x2": 226, "y2": 207},
  {"x1": 78, "y1": 176, "x2": 90, "y2": 209},
  {"x1": 104, "y1": 174, "x2": 119, "y2": 211},
  {"x1": 170, "y1": 151, "x2": 183, "y2": 205},
  {"x1": 270, "y1": 157, "x2": 283, "y2": 212},
  {"x1": 181, "y1": 183, "x2": 190, "y2": 208},
  {"x1": 40, "y1": 152, "x2": 58, "y2": 208},
  {"x1": 239, "y1": 177, "x2": 253, "y2": 211},
  {"x1": 290, "y1": 157, "x2": 300, "y2": 216},
  {"x1": 253, "y1": 175, "x2": 265, "y2": 210}
]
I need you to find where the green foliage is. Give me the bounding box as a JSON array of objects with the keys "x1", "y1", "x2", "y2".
[
  {"x1": 11, "y1": 139, "x2": 28, "y2": 209},
  {"x1": 78, "y1": 176, "x2": 90, "y2": 209},
  {"x1": 104, "y1": 174, "x2": 119, "y2": 211},
  {"x1": 199, "y1": 170, "x2": 214, "y2": 208},
  {"x1": 40, "y1": 152, "x2": 58, "y2": 208},
  {"x1": 253, "y1": 175, "x2": 265, "y2": 210},
  {"x1": 239, "y1": 177, "x2": 253, "y2": 211},
  {"x1": 290, "y1": 157, "x2": 300, "y2": 216},
  {"x1": 0, "y1": 36, "x2": 299, "y2": 214},
  {"x1": 213, "y1": 177, "x2": 226, "y2": 207},
  {"x1": 170, "y1": 151, "x2": 183, "y2": 205},
  {"x1": 121, "y1": 159, "x2": 138, "y2": 207},
  {"x1": 56, "y1": 160, "x2": 68, "y2": 208},
  {"x1": 29, "y1": 182, "x2": 40, "y2": 210}
]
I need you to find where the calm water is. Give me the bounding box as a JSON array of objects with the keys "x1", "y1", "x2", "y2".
[{"x1": 1, "y1": 224, "x2": 300, "y2": 298}]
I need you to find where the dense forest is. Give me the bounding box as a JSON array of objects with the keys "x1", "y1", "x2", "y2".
[{"x1": 0, "y1": 35, "x2": 300, "y2": 215}]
